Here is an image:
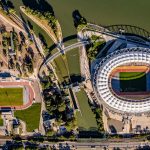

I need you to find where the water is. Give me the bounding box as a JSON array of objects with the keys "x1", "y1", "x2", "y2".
[
  {"x1": 48, "y1": 0, "x2": 150, "y2": 37},
  {"x1": 11, "y1": 0, "x2": 150, "y2": 42}
]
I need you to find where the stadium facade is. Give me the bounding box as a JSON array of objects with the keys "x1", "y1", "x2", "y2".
[{"x1": 93, "y1": 47, "x2": 150, "y2": 113}]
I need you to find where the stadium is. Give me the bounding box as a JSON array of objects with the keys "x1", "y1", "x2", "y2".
[
  {"x1": 0, "y1": 80, "x2": 34, "y2": 110},
  {"x1": 93, "y1": 47, "x2": 150, "y2": 114}
]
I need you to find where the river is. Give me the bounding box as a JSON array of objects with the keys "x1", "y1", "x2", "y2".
[{"x1": 10, "y1": 0, "x2": 150, "y2": 42}]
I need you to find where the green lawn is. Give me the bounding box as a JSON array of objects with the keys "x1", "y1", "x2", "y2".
[
  {"x1": 0, "y1": 88, "x2": 23, "y2": 106},
  {"x1": 76, "y1": 90, "x2": 97, "y2": 131},
  {"x1": 52, "y1": 48, "x2": 81, "y2": 83},
  {"x1": 0, "y1": 116, "x2": 3, "y2": 126},
  {"x1": 119, "y1": 72, "x2": 146, "y2": 80},
  {"x1": 66, "y1": 48, "x2": 81, "y2": 76},
  {"x1": 64, "y1": 39, "x2": 77, "y2": 47},
  {"x1": 14, "y1": 103, "x2": 41, "y2": 132},
  {"x1": 52, "y1": 55, "x2": 69, "y2": 82}
]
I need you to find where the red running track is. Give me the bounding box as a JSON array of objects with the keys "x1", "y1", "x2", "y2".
[
  {"x1": 0, "y1": 81, "x2": 34, "y2": 110},
  {"x1": 110, "y1": 66, "x2": 149, "y2": 77}
]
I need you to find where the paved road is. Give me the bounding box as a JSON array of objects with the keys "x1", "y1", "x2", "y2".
[
  {"x1": 0, "y1": 138, "x2": 149, "y2": 149},
  {"x1": 31, "y1": 140, "x2": 150, "y2": 149}
]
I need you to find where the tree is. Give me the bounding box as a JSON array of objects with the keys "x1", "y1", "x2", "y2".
[
  {"x1": 16, "y1": 62, "x2": 22, "y2": 74},
  {"x1": 9, "y1": 8, "x2": 16, "y2": 14},
  {"x1": 23, "y1": 54, "x2": 33, "y2": 74},
  {"x1": 2, "y1": 49, "x2": 7, "y2": 56},
  {"x1": 58, "y1": 102, "x2": 66, "y2": 112},
  {"x1": 46, "y1": 130, "x2": 55, "y2": 136},
  {"x1": 65, "y1": 117, "x2": 77, "y2": 131}
]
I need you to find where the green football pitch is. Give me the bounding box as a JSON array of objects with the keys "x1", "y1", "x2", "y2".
[
  {"x1": 0, "y1": 88, "x2": 23, "y2": 106},
  {"x1": 119, "y1": 72, "x2": 146, "y2": 80},
  {"x1": 119, "y1": 72, "x2": 146, "y2": 92}
]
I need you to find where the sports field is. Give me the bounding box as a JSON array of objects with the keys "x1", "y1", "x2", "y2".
[
  {"x1": 119, "y1": 72, "x2": 146, "y2": 92},
  {"x1": 119, "y1": 72, "x2": 146, "y2": 80},
  {"x1": 0, "y1": 88, "x2": 23, "y2": 106},
  {"x1": 76, "y1": 90, "x2": 97, "y2": 131}
]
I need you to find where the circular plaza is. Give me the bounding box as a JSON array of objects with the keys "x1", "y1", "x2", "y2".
[{"x1": 93, "y1": 47, "x2": 150, "y2": 113}]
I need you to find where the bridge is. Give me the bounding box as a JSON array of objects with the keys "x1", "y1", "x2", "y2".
[
  {"x1": 41, "y1": 23, "x2": 150, "y2": 71},
  {"x1": 105, "y1": 24, "x2": 150, "y2": 40},
  {"x1": 86, "y1": 23, "x2": 150, "y2": 46},
  {"x1": 44, "y1": 40, "x2": 90, "y2": 65}
]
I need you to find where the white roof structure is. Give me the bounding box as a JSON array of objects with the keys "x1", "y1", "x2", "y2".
[{"x1": 93, "y1": 47, "x2": 150, "y2": 113}]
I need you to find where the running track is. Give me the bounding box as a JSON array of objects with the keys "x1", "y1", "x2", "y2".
[
  {"x1": 110, "y1": 65, "x2": 150, "y2": 99},
  {"x1": 110, "y1": 65, "x2": 149, "y2": 77},
  {"x1": 0, "y1": 81, "x2": 34, "y2": 110}
]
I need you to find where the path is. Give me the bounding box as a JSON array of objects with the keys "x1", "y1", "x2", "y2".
[
  {"x1": 0, "y1": 12, "x2": 26, "y2": 34},
  {"x1": 20, "y1": 6, "x2": 57, "y2": 44}
]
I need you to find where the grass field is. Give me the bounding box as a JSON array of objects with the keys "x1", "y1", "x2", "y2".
[
  {"x1": 66, "y1": 48, "x2": 80, "y2": 76},
  {"x1": 0, "y1": 115, "x2": 3, "y2": 126},
  {"x1": 14, "y1": 103, "x2": 41, "y2": 132},
  {"x1": 119, "y1": 72, "x2": 146, "y2": 80},
  {"x1": 119, "y1": 72, "x2": 146, "y2": 92},
  {"x1": 76, "y1": 90, "x2": 97, "y2": 131},
  {"x1": 52, "y1": 48, "x2": 81, "y2": 83},
  {"x1": 52, "y1": 55, "x2": 69, "y2": 82},
  {"x1": 0, "y1": 88, "x2": 23, "y2": 106},
  {"x1": 66, "y1": 48, "x2": 82, "y2": 83}
]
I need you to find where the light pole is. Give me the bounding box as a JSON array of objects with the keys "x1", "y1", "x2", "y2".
[
  {"x1": 119, "y1": 28, "x2": 125, "y2": 37},
  {"x1": 119, "y1": 28, "x2": 127, "y2": 43},
  {"x1": 148, "y1": 36, "x2": 150, "y2": 48}
]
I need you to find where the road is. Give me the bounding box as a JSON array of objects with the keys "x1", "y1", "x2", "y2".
[
  {"x1": 0, "y1": 137, "x2": 149, "y2": 149},
  {"x1": 57, "y1": 142, "x2": 147, "y2": 149},
  {"x1": 17, "y1": 140, "x2": 150, "y2": 149},
  {"x1": 33, "y1": 140, "x2": 149, "y2": 149}
]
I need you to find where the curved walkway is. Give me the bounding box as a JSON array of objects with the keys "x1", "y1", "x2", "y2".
[
  {"x1": 44, "y1": 41, "x2": 89, "y2": 64},
  {"x1": 86, "y1": 23, "x2": 150, "y2": 47},
  {"x1": 106, "y1": 24, "x2": 150, "y2": 39}
]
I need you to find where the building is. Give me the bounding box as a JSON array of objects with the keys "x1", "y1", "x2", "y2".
[{"x1": 93, "y1": 47, "x2": 150, "y2": 114}]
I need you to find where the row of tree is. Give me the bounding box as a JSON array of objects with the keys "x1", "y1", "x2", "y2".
[
  {"x1": 41, "y1": 71, "x2": 77, "y2": 137},
  {"x1": 86, "y1": 35, "x2": 106, "y2": 61},
  {"x1": 92, "y1": 107, "x2": 104, "y2": 132},
  {"x1": 25, "y1": 7, "x2": 58, "y2": 34}
]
